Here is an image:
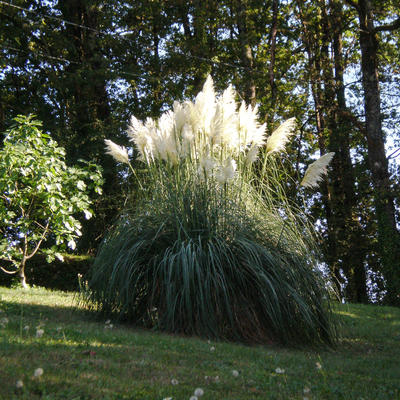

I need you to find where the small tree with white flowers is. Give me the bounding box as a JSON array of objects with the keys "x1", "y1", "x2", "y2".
[{"x1": 0, "y1": 115, "x2": 103, "y2": 288}]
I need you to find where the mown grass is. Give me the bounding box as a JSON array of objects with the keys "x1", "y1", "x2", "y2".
[{"x1": 0, "y1": 286, "x2": 399, "y2": 400}]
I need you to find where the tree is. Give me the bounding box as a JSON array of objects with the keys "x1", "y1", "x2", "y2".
[
  {"x1": 344, "y1": 0, "x2": 400, "y2": 305},
  {"x1": 294, "y1": 0, "x2": 369, "y2": 302},
  {"x1": 0, "y1": 0, "x2": 123, "y2": 253},
  {"x1": 0, "y1": 115, "x2": 103, "y2": 288}
]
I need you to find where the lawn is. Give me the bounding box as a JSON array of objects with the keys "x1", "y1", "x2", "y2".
[{"x1": 0, "y1": 286, "x2": 399, "y2": 399}]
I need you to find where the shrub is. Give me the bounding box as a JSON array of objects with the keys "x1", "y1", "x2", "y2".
[
  {"x1": 83, "y1": 77, "x2": 337, "y2": 346},
  {"x1": 0, "y1": 115, "x2": 103, "y2": 288}
]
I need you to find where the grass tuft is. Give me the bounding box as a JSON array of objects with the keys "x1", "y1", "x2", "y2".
[{"x1": 84, "y1": 161, "x2": 337, "y2": 346}]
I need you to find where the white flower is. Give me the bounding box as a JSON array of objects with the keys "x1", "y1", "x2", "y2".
[
  {"x1": 182, "y1": 124, "x2": 194, "y2": 148},
  {"x1": 316, "y1": 362, "x2": 322, "y2": 370},
  {"x1": 154, "y1": 111, "x2": 178, "y2": 164},
  {"x1": 238, "y1": 101, "x2": 266, "y2": 149},
  {"x1": 190, "y1": 75, "x2": 216, "y2": 135},
  {"x1": 198, "y1": 154, "x2": 216, "y2": 178},
  {"x1": 68, "y1": 239, "x2": 76, "y2": 250},
  {"x1": 34, "y1": 368, "x2": 43, "y2": 377},
  {"x1": 173, "y1": 101, "x2": 187, "y2": 133},
  {"x1": 23, "y1": 325, "x2": 30, "y2": 331},
  {"x1": 210, "y1": 85, "x2": 237, "y2": 148},
  {"x1": 16, "y1": 380, "x2": 23, "y2": 388},
  {"x1": 194, "y1": 388, "x2": 204, "y2": 396},
  {"x1": 127, "y1": 75, "x2": 270, "y2": 168},
  {"x1": 246, "y1": 145, "x2": 260, "y2": 164},
  {"x1": 301, "y1": 152, "x2": 335, "y2": 188},
  {"x1": 275, "y1": 367, "x2": 285, "y2": 374},
  {"x1": 171, "y1": 378, "x2": 179, "y2": 385},
  {"x1": 216, "y1": 158, "x2": 237, "y2": 184},
  {"x1": 128, "y1": 116, "x2": 153, "y2": 161},
  {"x1": 210, "y1": 346, "x2": 215, "y2": 352},
  {"x1": 104, "y1": 139, "x2": 130, "y2": 164},
  {"x1": 36, "y1": 328, "x2": 44, "y2": 338},
  {"x1": 303, "y1": 387, "x2": 311, "y2": 394},
  {"x1": 200, "y1": 154, "x2": 216, "y2": 171},
  {"x1": 83, "y1": 210, "x2": 92, "y2": 220},
  {"x1": 232, "y1": 370, "x2": 239, "y2": 377},
  {"x1": 266, "y1": 117, "x2": 296, "y2": 154}
]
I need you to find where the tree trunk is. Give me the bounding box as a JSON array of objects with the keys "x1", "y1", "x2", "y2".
[
  {"x1": 19, "y1": 262, "x2": 28, "y2": 289},
  {"x1": 296, "y1": 0, "x2": 343, "y2": 298},
  {"x1": 57, "y1": 0, "x2": 119, "y2": 252},
  {"x1": 235, "y1": 0, "x2": 256, "y2": 106},
  {"x1": 356, "y1": 0, "x2": 400, "y2": 305},
  {"x1": 268, "y1": 0, "x2": 279, "y2": 103},
  {"x1": 328, "y1": 0, "x2": 368, "y2": 302}
]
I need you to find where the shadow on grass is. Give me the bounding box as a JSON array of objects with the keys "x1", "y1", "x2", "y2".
[{"x1": 1, "y1": 298, "x2": 400, "y2": 399}]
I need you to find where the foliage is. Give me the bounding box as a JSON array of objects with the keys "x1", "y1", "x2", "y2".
[
  {"x1": 84, "y1": 77, "x2": 336, "y2": 346},
  {"x1": 1, "y1": 287, "x2": 399, "y2": 399},
  {"x1": 1, "y1": 0, "x2": 399, "y2": 304},
  {"x1": 0, "y1": 115, "x2": 103, "y2": 287}
]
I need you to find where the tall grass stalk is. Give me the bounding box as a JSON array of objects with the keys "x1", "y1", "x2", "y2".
[{"x1": 85, "y1": 76, "x2": 337, "y2": 346}]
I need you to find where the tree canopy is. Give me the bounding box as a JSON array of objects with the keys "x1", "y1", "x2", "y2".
[{"x1": 0, "y1": 0, "x2": 399, "y2": 305}]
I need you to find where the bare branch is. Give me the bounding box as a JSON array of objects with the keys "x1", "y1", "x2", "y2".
[
  {"x1": 0, "y1": 265, "x2": 19, "y2": 274},
  {"x1": 388, "y1": 148, "x2": 400, "y2": 159},
  {"x1": 26, "y1": 221, "x2": 50, "y2": 260},
  {"x1": 374, "y1": 17, "x2": 400, "y2": 33}
]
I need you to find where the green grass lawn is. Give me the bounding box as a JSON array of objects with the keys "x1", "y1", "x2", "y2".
[{"x1": 0, "y1": 287, "x2": 399, "y2": 399}]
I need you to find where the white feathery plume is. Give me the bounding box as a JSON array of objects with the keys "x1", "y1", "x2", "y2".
[
  {"x1": 151, "y1": 111, "x2": 180, "y2": 164},
  {"x1": 127, "y1": 116, "x2": 154, "y2": 161},
  {"x1": 301, "y1": 152, "x2": 335, "y2": 188},
  {"x1": 211, "y1": 84, "x2": 238, "y2": 148},
  {"x1": 215, "y1": 157, "x2": 237, "y2": 184},
  {"x1": 173, "y1": 101, "x2": 187, "y2": 133},
  {"x1": 198, "y1": 154, "x2": 216, "y2": 179},
  {"x1": 246, "y1": 145, "x2": 260, "y2": 164},
  {"x1": 237, "y1": 102, "x2": 266, "y2": 149},
  {"x1": 266, "y1": 117, "x2": 296, "y2": 154},
  {"x1": 104, "y1": 139, "x2": 130, "y2": 164},
  {"x1": 125, "y1": 75, "x2": 268, "y2": 167},
  {"x1": 191, "y1": 75, "x2": 216, "y2": 135}
]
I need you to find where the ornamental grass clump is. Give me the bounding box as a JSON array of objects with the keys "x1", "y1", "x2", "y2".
[{"x1": 84, "y1": 76, "x2": 337, "y2": 346}]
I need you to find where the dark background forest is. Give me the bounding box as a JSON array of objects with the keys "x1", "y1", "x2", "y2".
[{"x1": 1, "y1": 0, "x2": 399, "y2": 306}]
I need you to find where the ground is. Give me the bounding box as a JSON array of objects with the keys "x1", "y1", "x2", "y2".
[{"x1": 0, "y1": 287, "x2": 399, "y2": 399}]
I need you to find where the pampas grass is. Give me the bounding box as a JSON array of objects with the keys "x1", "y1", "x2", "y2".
[
  {"x1": 301, "y1": 152, "x2": 335, "y2": 188},
  {"x1": 84, "y1": 76, "x2": 337, "y2": 346}
]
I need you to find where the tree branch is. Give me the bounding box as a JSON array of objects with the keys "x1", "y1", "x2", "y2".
[
  {"x1": 0, "y1": 265, "x2": 19, "y2": 274},
  {"x1": 374, "y1": 17, "x2": 400, "y2": 32},
  {"x1": 26, "y1": 221, "x2": 50, "y2": 260},
  {"x1": 343, "y1": 0, "x2": 359, "y2": 12}
]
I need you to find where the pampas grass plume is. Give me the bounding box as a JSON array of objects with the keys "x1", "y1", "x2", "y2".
[
  {"x1": 266, "y1": 118, "x2": 296, "y2": 154},
  {"x1": 104, "y1": 139, "x2": 130, "y2": 164},
  {"x1": 301, "y1": 152, "x2": 335, "y2": 188}
]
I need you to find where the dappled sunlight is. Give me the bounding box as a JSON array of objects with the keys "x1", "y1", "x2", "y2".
[
  {"x1": 1, "y1": 288, "x2": 400, "y2": 399},
  {"x1": 0, "y1": 287, "x2": 79, "y2": 309},
  {"x1": 335, "y1": 310, "x2": 361, "y2": 319}
]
